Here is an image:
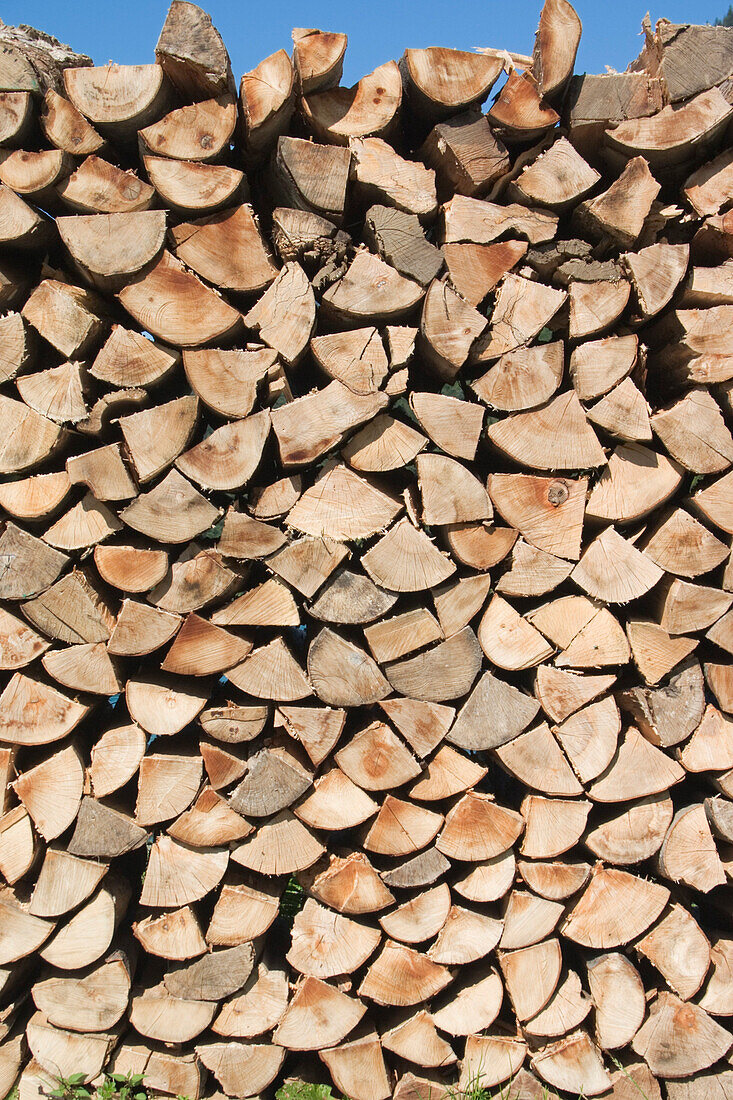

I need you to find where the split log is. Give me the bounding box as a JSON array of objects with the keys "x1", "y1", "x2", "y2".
[
  {"x1": 487, "y1": 71, "x2": 560, "y2": 142},
  {"x1": 108, "y1": 600, "x2": 182, "y2": 656},
  {"x1": 196, "y1": 1040, "x2": 285, "y2": 1096},
  {"x1": 487, "y1": 391, "x2": 605, "y2": 470},
  {"x1": 240, "y1": 50, "x2": 295, "y2": 162},
  {"x1": 561, "y1": 864, "x2": 670, "y2": 948},
  {"x1": 636, "y1": 903, "x2": 710, "y2": 1000},
  {"x1": 576, "y1": 156, "x2": 660, "y2": 248},
  {"x1": 400, "y1": 48, "x2": 502, "y2": 123},
  {"x1": 365, "y1": 205, "x2": 443, "y2": 287},
  {"x1": 64, "y1": 63, "x2": 173, "y2": 140},
  {"x1": 29, "y1": 849, "x2": 108, "y2": 918},
  {"x1": 443, "y1": 239, "x2": 528, "y2": 306},
  {"x1": 139, "y1": 94, "x2": 237, "y2": 161},
  {"x1": 270, "y1": 135, "x2": 350, "y2": 221},
  {"x1": 145, "y1": 154, "x2": 246, "y2": 213},
  {"x1": 459, "y1": 1033, "x2": 527, "y2": 1091},
  {"x1": 275, "y1": 976, "x2": 365, "y2": 1050},
  {"x1": 532, "y1": 0, "x2": 582, "y2": 99},
  {"x1": 421, "y1": 113, "x2": 509, "y2": 198},
  {"x1": 302, "y1": 61, "x2": 401, "y2": 145},
  {"x1": 586, "y1": 442, "x2": 683, "y2": 525},
  {"x1": 631, "y1": 992, "x2": 732, "y2": 1078},
  {"x1": 120, "y1": 468, "x2": 219, "y2": 543},
  {"x1": 605, "y1": 88, "x2": 733, "y2": 171},
  {"x1": 288, "y1": 898, "x2": 380, "y2": 977},
  {"x1": 658, "y1": 803, "x2": 726, "y2": 892},
  {"x1": 119, "y1": 250, "x2": 242, "y2": 347},
  {"x1": 0, "y1": 674, "x2": 90, "y2": 746},
  {"x1": 293, "y1": 28, "x2": 347, "y2": 93},
  {"x1": 58, "y1": 155, "x2": 154, "y2": 212},
  {"x1": 130, "y1": 983, "x2": 216, "y2": 1044},
  {"x1": 359, "y1": 941, "x2": 451, "y2": 1007},
  {"x1": 488, "y1": 472, "x2": 585, "y2": 559},
  {"x1": 586, "y1": 952, "x2": 645, "y2": 1050},
  {"x1": 568, "y1": 277, "x2": 631, "y2": 339},
  {"x1": 350, "y1": 136, "x2": 437, "y2": 219},
  {"x1": 32, "y1": 955, "x2": 132, "y2": 1033},
  {"x1": 155, "y1": 0, "x2": 233, "y2": 99},
  {"x1": 510, "y1": 137, "x2": 599, "y2": 211},
  {"x1": 531, "y1": 1031, "x2": 610, "y2": 1097}
]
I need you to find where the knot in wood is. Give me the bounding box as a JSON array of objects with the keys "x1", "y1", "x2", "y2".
[{"x1": 547, "y1": 479, "x2": 570, "y2": 507}]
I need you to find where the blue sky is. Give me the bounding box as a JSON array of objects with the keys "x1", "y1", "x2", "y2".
[{"x1": 2, "y1": 0, "x2": 724, "y2": 86}]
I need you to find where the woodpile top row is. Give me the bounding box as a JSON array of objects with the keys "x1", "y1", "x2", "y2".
[{"x1": 1, "y1": 3, "x2": 733, "y2": 1100}]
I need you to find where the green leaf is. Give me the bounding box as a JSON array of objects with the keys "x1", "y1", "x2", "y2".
[
  {"x1": 68, "y1": 1076, "x2": 87, "y2": 1086},
  {"x1": 537, "y1": 326, "x2": 553, "y2": 343},
  {"x1": 440, "y1": 381, "x2": 465, "y2": 399}
]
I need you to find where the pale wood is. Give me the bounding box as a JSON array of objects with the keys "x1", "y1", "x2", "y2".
[
  {"x1": 587, "y1": 442, "x2": 683, "y2": 525},
  {"x1": 658, "y1": 803, "x2": 727, "y2": 893},
  {"x1": 572, "y1": 526, "x2": 663, "y2": 604},
  {"x1": 449, "y1": 669, "x2": 539, "y2": 752},
  {"x1": 459, "y1": 1033, "x2": 527, "y2": 1091},
  {"x1": 473, "y1": 340, "x2": 563, "y2": 412},
  {"x1": 359, "y1": 940, "x2": 451, "y2": 1007},
  {"x1": 108, "y1": 599, "x2": 182, "y2": 656},
  {"x1": 155, "y1": 0, "x2": 233, "y2": 99},
  {"x1": 303, "y1": 61, "x2": 401, "y2": 145},
  {"x1": 139, "y1": 94, "x2": 237, "y2": 161},
  {"x1": 474, "y1": 273, "x2": 565, "y2": 361},
  {"x1": 119, "y1": 249, "x2": 241, "y2": 347},
  {"x1": 488, "y1": 390, "x2": 605, "y2": 470},
  {"x1": 478, "y1": 595, "x2": 554, "y2": 671},
  {"x1": 293, "y1": 28, "x2": 347, "y2": 93},
  {"x1": 275, "y1": 976, "x2": 365, "y2": 1049},
  {"x1": 400, "y1": 48, "x2": 502, "y2": 122},
  {"x1": 443, "y1": 239, "x2": 527, "y2": 306},
  {"x1": 350, "y1": 136, "x2": 437, "y2": 219},
  {"x1": 587, "y1": 952, "x2": 646, "y2": 1050},
  {"x1": 511, "y1": 137, "x2": 598, "y2": 211},
  {"x1": 440, "y1": 194, "x2": 558, "y2": 246},
  {"x1": 531, "y1": 1031, "x2": 610, "y2": 1097},
  {"x1": 58, "y1": 155, "x2": 154, "y2": 212},
  {"x1": 422, "y1": 112, "x2": 509, "y2": 198},
  {"x1": 145, "y1": 154, "x2": 245, "y2": 213},
  {"x1": 64, "y1": 63, "x2": 173, "y2": 140},
  {"x1": 270, "y1": 135, "x2": 350, "y2": 221},
  {"x1": 240, "y1": 50, "x2": 295, "y2": 162},
  {"x1": 606, "y1": 88, "x2": 733, "y2": 170},
  {"x1": 587, "y1": 378, "x2": 652, "y2": 442},
  {"x1": 487, "y1": 70, "x2": 559, "y2": 140},
  {"x1": 644, "y1": 506, "x2": 729, "y2": 577},
  {"x1": 636, "y1": 902, "x2": 711, "y2": 1000},
  {"x1": 488, "y1": 472, "x2": 585, "y2": 559},
  {"x1": 0, "y1": 673, "x2": 90, "y2": 746},
  {"x1": 532, "y1": 0, "x2": 582, "y2": 97},
  {"x1": 288, "y1": 897, "x2": 380, "y2": 977},
  {"x1": 227, "y1": 636, "x2": 313, "y2": 702},
  {"x1": 632, "y1": 991, "x2": 733, "y2": 1077},
  {"x1": 568, "y1": 278, "x2": 631, "y2": 340},
  {"x1": 323, "y1": 249, "x2": 423, "y2": 325},
  {"x1": 120, "y1": 468, "x2": 219, "y2": 543},
  {"x1": 363, "y1": 796, "x2": 443, "y2": 857},
  {"x1": 273, "y1": 382, "x2": 386, "y2": 467},
  {"x1": 561, "y1": 864, "x2": 670, "y2": 948},
  {"x1": 576, "y1": 156, "x2": 660, "y2": 247},
  {"x1": 588, "y1": 727, "x2": 684, "y2": 802}
]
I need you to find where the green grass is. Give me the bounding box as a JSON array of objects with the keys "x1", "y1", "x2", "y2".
[{"x1": 1, "y1": 1060, "x2": 652, "y2": 1100}]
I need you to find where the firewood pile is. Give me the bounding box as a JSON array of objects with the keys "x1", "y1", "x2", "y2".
[{"x1": 2, "y1": 1, "x2": 733, "y2": 1097}]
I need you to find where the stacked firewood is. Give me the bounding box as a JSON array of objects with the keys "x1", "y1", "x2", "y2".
[{"x1": 2, "y1": 2, "x2": 733, "y2": 1097}]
